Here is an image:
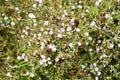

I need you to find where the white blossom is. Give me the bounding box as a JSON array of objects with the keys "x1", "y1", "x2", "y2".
[
  {"x1": 75, "y1": 28, "x2": 80, "y2": 32},
  {"x1": 6, "y1": 72, "x2": 12, "y2": 77},
  {"x1": 90, "y1": 21, "x2": 96, "y2": 27},
  {"x1": 105, "y1": 14, "x2": 110, "y2": 18},
  {"x1": 57, "y1": 33, "x2": 62, "y2": 38},
  {"x1": 44, "y1": 21, "x2": 49, "y2": 26},
  {"x1": 84, "y1": 32, "x2": 89, "y2": 36},
  {"x1": 11, "y1": 22, "x2": 15, "y2": 26},
  {"x1": 28, "y1": 13, "x2": 36, "y2": 19}
]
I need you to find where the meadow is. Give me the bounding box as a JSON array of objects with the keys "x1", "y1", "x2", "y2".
[{"x1": 0, "y1": 0, "x2": 120, "y2": 80}]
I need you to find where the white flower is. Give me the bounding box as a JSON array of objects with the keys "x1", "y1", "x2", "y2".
[
  {"x1": 33, "y1": 4, "x2": 37, "y2": 8},
  {"x1": 97, "y1": 71, "x2": 101, "y2": 75},
  {"x1": 109, "y1": 43, "x2": 114, "y2": 49},
  {"x1": 95, "y1": 1, "x2": 100, "y2": 6},
  {"x1": 75, "y1": 28, "x2": 80, "y2": 32},
  {"x1": 98, "y1": 0, "x2": 102, "y2": 2},
  {"x1": 26, "y1": 26, "x2": 29, "y2": 29},
  {"x1": 4, "y1": 16, "x2": 8, "y2": 20},
  {"x1": 48, "y1": 44, "x2": 57, "y2": 52},
  {"x1": 84, "y1": 32, "x2": 89, "y2": 36},
  {"x1": 105, "y1": 14, "x2": 110, "y2": 18},
  {"x1": 88, "y1": 37, "x2": 92, "y2": 41},
  {"x1": 66, "y1": 27, "x2": 72, "y2": 32},
  {"x1": 24, "y1": 57, "x2": 28, "y2": 62},
  {"x1": 49, "y1": 30, "x2": 53, "y2": 35},
  {"x1": 6, "y1": 72, "x2": 12, "y2": 77},
  {"x1": 78, "y1": 42, "x2": 81, "y2": 46},
  {"x1": 77, "y1": 5, "x2": 82, "y2": 8},
  {"x1": 95, "y1": 77, "x2": 99, "y2": 80},
  {"x1": 15, "y1": 7, "x2": 19, "y2": 10},
  {"x1": 44, "y1": 21, "x2": 49, "y2": 26},
  {"x1": 57, "y1": 33, "x2": 62, "y2": 38},
  {"x1": 71, "y1": 6, "x2": 75, "y2": 9},
  {"x1": 95, "y1": 67, "x2": 99, "y2": 71},
  {"x1": 21, "y1": 53, "x2": 25, "y2": 59},
  {"x1": 118, "y1": 44, "x2": 120, "y2": 47},
  {"x1": 93, "y1": 63, "x2": 97, "y2": 67},
  {"x1": 39, "y1": 60, "x2": 44, "y2": 65},
  {"x1": 17, "y1": 56, "x2": 21, "y2": 60},
  {"x1": 38, "y1": 33, "x2": 41, "y2": 37},
  {"x1": 71, "y1": 17, "x2": 75, "y2": 23},
  {"x1": 89, "y1": 48, "x2": 93, "y2": 51},
  {"x1": 90, "y1": 21, "x2": 96, "y2": 27},
  {"x1": 48, "y1": 61, "x2": 52, "y2": 64},
  {"x1": 28, "y1": 13, "x2": 36, "y2": 19},
  {"x1": 55, "y1": 58, "x2": 59, "y2": 62},
  {"x1": 69, "y1": 42, "x2": 73, "y2": 48},
  {"x1": 82, "y1": 65, "x2": 85, "y2": 69},
  {"x1": 11, "y1": 22, "x2": 15, "y2": 26},
  {"x1": 41, "y1": 55, "x2": 45, "y2": 59},
  {"x1": 30, "y1": 73, "x2": 34, "y2": 77},
  {"x1": 38, "y1": 0, "x2": 42, "y2": 3}
]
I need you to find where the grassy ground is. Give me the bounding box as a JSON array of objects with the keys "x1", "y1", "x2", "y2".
[{"x1": 0, "y1": 0, "x2": 120, "y2": 80}]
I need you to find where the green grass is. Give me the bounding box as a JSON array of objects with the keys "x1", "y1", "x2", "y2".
[{"x1": 0, "y1": 0, "x2": 120, "y2": 80}]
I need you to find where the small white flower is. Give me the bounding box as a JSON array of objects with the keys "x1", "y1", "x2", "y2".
[
  {"x1": 15, "y1": 7, "x2": 19, "y2": 10},
  {"x1": 30, "y1": 73, "x2": 34, "y2": 77},
  {"x1": 6, "y1": 72, "x2": 12, "y2": 77},
  {"x1": 34, "y1": 23, "x2": 37, "y2": 27},
  {"x1": 105, "y1": 14, "x2": 110, "y2": 18},
  {"x1": 66, "y1": 27, "x2": 72, "y2": 32},
  {"x1": 48, "y1": 44, "x2": 57, "y2": 52},
  {"x1": 82, "y1": 65, "x2": 85, "y2": 69},
  {"x1": 95, "y1": 77, "x2": 99, "y2": 80},
  {"x1": 17, "y1": 56, "x2": 21, "y2": 60},
  {"x1": 84, "y1": 32, "x2": 89, "y2": 36},
  {"x1": 44, "y1": 21, "x2": 49, "y2": 26},
  {"x1": 26, "y1": 26, "x2": 29, "y2": 29},
  {"x1": 42, "y1": 58, "x2": 47, "y2": 63},
  {"x1": 69, "y1": 42, "x2": 73, "y2": 48},
  {"x1": 109, "y1": 43, "x2": 114, "y2": 49},
  {"x1": 11, "y1": 22, "x2": 15, "y2": 26},
  {"x1": 71, "y1": 17, "x2": 75, "y2": 23},
  {"x1": 24, "y1": 57, "x2": 28, "y2": 62},
  {"x1": 48, "y1": 61, "x2": 52, "y2": 64},
  {"x1": 21, "y1": 53, "x2": 25, "y2": 59},
  {"x1": 47, "y1": 57, "x2": 51, "y2": 61},
  {"x1": 49, "y1": 30, "x2": 53, "y2": 35},
  {"x1": 57, "y1": 33, "x2": 62, "y2": 38},
  {"x1": 118, "y1": 44, "x2": 120, "y2": 47},
  {"x1": 4, "y1": 16, "x2": 8, "y2": 20},
  {"x1": 88, "y1": 37, "x2": 92, "y2": 41},
  {"x1": 41, "y1": 55, "x2": 45, "y2": 59},
  {"x1": 78, "y1": 42, "x2": 81, "y2": 46},
  {"x1": 90, "y1": 21, "x2": 96, "y2": 27},
  {"x1": 95, "y1": 67, "x2": 99, "y2": 71},
  {"x1": 95, "y1": 1, "x2": 100, "y2": 6},
  {"x1": 38, "y1": 33, "x2": 41, "y2": 37},
  {"x1": 97, "y1": 71, "x2": 101, "y2": 75},
  {"x1": 33, "y1": 4, "x2": 37, "y2": 8},
  {"x1": 98, "y1": 0, "x2": 102, "y2": 2},
  {"x1": 71, "y1": 6, "x2": 75, "y2": 9},
  {"x1": 55, "y1": 58, "x2": 59, "y2": 62},
  {"x1": 75, "y1": 28, "x2": 80, "y2": 32},
  {"x1": 28, "y1": 13, "x2": 36, "y2": 19},
  {"x1": 78, "y1": 5, "x2": 82, "y2": 8},
  {"x1": 38, "y1": 0, "x2": 42, "y2": 3},
  {"x1": 93, "y1": 63, "x2": 97, "y2": 67},
  {"x1": 89, "y1": 48, "x2": 93, "y2": 51},
  {"x1": 39, "y1": 60, "x2": 44, "y2": 65}
]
